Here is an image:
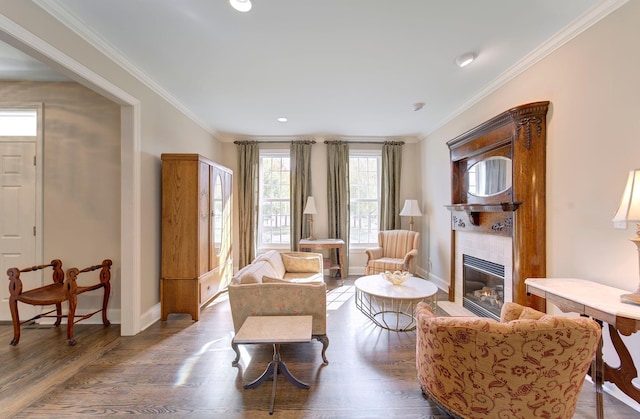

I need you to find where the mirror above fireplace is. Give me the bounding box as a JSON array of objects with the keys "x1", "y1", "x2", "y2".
[{"x1": 467, "y1": 156, "x2": 512, "y2": 197}]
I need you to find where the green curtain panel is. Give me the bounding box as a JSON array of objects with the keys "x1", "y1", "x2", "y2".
[
  {"x1": 327, "y1": 141, "x2": 350, "y2": 275},
  {"x1": 290, "y1": 141, "x2": 313, "y2": 250},
  {"x1": 380, "y1": 141, "x2": 403, "y2": 230},
  {"x1": 236, "y1": 141, "x2": 259, "y2": 268}
]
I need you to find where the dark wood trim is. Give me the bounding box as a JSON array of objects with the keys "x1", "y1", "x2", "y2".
[{"x1": 446, "y1": 101, "x2": 549, "y2": 310}]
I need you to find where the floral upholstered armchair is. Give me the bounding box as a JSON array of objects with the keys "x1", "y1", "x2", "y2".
[
  {"x1": 364, "y1": 229, "x2": 420, "y2": 275},
  {"x1": 416, "y1": 301, "x2": 601, "y2": 419}
]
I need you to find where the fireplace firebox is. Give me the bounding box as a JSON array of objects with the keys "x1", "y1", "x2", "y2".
[{"x1": 463, "y1": 255, "x2": 504, "y2": 320}]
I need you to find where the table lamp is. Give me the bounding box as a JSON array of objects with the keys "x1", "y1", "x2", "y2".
[
  {"x1": 612, "y1": 169, "x2": 640, "y2": 305},
  {"x1": 303, "y1": 196, "x2": 317, "y2": 240},
  {"x1": 399, "y1": 199, "x2": 422, "y2": 231}
]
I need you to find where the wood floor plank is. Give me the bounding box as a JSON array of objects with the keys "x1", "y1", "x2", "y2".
[{"x1": 1, "y1": 278, "x2": 638, "y2": 418}]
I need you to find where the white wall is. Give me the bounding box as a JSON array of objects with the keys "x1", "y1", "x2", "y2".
[
  {"x1": 0, "y1": 1, "x2": 224, "y2": 331},
  {"x1": 0, "y1": 81, "x2": 121, "y2": 313},
  {"x1": 421, "y1": 1, "x2": 640, "y2": 409}
]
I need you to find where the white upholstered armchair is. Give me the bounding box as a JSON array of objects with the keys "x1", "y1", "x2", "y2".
[{"x1": 364, "y1": 229, "x2": 420, "y2": 275}]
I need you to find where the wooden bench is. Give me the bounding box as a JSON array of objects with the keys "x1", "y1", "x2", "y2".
[{"x1": 7, "y1": 259, "x2": 112, "y2": 346}]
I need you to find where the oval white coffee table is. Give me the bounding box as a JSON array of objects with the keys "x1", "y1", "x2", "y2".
[{"x1": 354, "y1": 274, "x2": 438, "y2": 331}]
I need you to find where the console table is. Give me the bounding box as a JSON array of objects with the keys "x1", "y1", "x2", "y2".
[
  {"x1": 299, "y1": 238, "x2": 345, "y2": 280},
  {"x1": 525, "y1": 278, "x2": 640, "y2": 419}
]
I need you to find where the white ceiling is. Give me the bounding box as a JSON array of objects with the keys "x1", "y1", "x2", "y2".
[{"x1": 1, "y1": 0, "x2": 620, "y2": 141}]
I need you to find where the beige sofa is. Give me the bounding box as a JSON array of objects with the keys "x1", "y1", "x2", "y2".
[
  {"x1": 228, "y1": 250, "x2": 328, "y2": 365},
  {"x1": 416, "y1": 301, "x2": 601, "y2": 419},
  {"x1": 231, "y1": 250, "x2": 324, "y2": 284}
]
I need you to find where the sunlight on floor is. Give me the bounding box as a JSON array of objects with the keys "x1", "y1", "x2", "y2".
[
  {"x1": 326, "y1": 285, "x2": 355, "y2": 311},
  {"x1": 174, "y1": 335, "x2": 228, "y2": 387}
]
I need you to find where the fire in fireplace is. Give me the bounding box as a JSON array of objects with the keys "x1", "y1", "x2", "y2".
[{"x1": 463, "y1": 255, "x2": 505, "y2": 320}]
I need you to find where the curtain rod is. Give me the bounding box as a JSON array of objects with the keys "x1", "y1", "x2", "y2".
[
  {"x1": 233, "y1": 140, "x2": 317, "y2": 145},
  {"x1": 323, "y1": 140, "x2": 405, "y2": 146}
]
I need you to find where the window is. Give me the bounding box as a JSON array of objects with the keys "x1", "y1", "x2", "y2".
[
  {"x1": 259, "y1": 150, "x2": 291, "y2": 246},
  {"x1": 349, "y1": 151, "x2": 381, "y2": 245},
  {"x1": 0, "y1": 109, "x2": 38, "y2": 136}
]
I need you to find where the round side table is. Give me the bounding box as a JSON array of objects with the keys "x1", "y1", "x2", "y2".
[{"x1": 354, "y1": 274, "x2": 438, "y2": 331}]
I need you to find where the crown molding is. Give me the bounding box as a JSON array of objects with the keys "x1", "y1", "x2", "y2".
[
  {"x1": 33, "y1": 0, "x2": 217, "y2": 138},
  {"x1": 426, "y1": 0, "x2": 629, "y2": 139}
]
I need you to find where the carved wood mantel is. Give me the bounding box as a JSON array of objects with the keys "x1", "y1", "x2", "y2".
[{"x1": 446, "y1": 101, "x2": 549, "y2": 311}]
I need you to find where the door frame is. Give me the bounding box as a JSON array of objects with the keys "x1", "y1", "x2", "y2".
[
  {"x1": 0, "y1": 102, "x2": 44, "y2": 270},
  {"x1": 0, "y1": 16, "x2": 143, "y2": 336}
]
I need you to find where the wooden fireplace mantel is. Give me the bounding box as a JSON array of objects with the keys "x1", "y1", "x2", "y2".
[{"x1": 446, "y1": 101, "x2": 549, "y2": 311}]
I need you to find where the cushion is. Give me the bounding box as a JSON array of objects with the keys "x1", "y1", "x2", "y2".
[
  {"x1": 281, "y1": 253, "x2": 321, "y2": 273},
  {"x1": 255, "y1": 250, "x2": 287, "y2": 278},
  {"x1": 518, "y1": 306, "x2": 546, "y2": 320},
  {"x1": 262, "y1": 276, "x2": 289, "y2": 284},
  {"x1": 281, "y1": 272, "x2": 324, "y2": 283},
  {"x1": 238, "y1": 261, "x2": 278, "y2": 284}
]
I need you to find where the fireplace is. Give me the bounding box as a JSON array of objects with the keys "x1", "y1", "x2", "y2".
[{"x1": 462, "y1": 254, "x2": 505, "y2": 320}]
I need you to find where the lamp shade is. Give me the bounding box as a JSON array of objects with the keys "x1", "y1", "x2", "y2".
[
  {"x1": 613, "y1": 169, "x2": 640, "y2": 225},
  {"x1": 303, "y1": 196, "x2": 317, "y2": 215},
  {"x1": 399, "y1": 199, "x2": 422, "y2": 217}
]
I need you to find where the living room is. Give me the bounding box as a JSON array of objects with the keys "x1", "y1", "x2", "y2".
[{"x1": 1, "y1": 0, "x2": 640, "y2": 416}]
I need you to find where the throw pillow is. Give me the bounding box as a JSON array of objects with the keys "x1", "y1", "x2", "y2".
[
  {"x1": 239, "y1": 261, "x2": 278, "y2": 284},
  {"x1": 281, "y1": 253, "x2": 320, "y2": 273}
]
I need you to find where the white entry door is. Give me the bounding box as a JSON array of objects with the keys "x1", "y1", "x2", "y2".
[{"x1": 0, "y1": 142, "x2": 38, "y2": 321}]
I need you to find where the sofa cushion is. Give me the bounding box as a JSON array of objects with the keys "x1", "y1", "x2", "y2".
[
  {"x1": 237, "y1": 260, "x2": 278, "y2": 284},
  {"x1": 281, "y1": 272, "x2": 324, "y2": 283},
  {"x1": 254, "y1": 250, "x2": 287, "y2": 278},
  {"x1": 281, "y1": 253, "x2": 321, "y2": 273},
  {"x1": 262, "y1": 276, "x2": 289, "y2": 284}
]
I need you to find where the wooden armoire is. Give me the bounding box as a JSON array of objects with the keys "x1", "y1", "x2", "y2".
[{"x1": 160, "y1": 153, "x2": 233, "y2": 321}]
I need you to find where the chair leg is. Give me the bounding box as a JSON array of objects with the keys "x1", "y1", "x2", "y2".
[
  {"x1": 9, "y1": 297, "x2": 20, "y2": 346},
  {"x1": 313, "y1": 334, "x2": 329, "y2": 364},
  {"x1": 54, "y1": 303, "x2": 62, "y2": 326},
  {"x1": 231, "y1": 342, "x2": 241, "y2": 366},
  {"x1": 101, "y1": 283, "x2": 111, "y2": 326},
  {"x1": 66, "y1": 294, "x2": 77, "y2": 346}
]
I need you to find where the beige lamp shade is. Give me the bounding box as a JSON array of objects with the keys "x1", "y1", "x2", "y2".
[
  {"x1": 399, "y1": 199, "x2": 422, "y2": 217},
  {"x1": 613, "y1": 169, "x2": 640, "y2": 226},
  {"x1": 612, "y1": 169, "x2": 640, "y2": 305},
  {"x1": 303, "y1": 196, "x2": 317, "y2": 215},
  {"x1": 399, "y1": 199, "x2": 422, "y2": 231},
  {"x1": 303, "y1": 196, "x2": 317, "y2": 240}
]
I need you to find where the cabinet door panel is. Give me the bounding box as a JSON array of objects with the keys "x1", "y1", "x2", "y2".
[
  {"x1": 198, "y1": 161, "x2": 210, "y2": 276},
  {"x1": 161, "y1": 160, "x2": 199, "y2": 278}
]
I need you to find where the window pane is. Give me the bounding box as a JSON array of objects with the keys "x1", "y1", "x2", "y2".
[
  {"x1": 0, "y1": 110, "x2": 37, "y2": 136},
  {"x1": 349, "y1": 154, "x2": 380, "y2": 245},
  {"x1": 259, "y1": 153, "x2": 291, "y2": 245}
]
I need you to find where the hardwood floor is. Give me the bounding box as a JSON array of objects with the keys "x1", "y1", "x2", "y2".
[{"x1": 1, "y1": 278, "x2": 638, "y2": 418}]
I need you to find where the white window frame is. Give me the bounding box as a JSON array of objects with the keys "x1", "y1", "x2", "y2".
[
  {"x1": 258, "y1": 148, "x2": 291, "y2": 250},
  {"x1": 0, "y1": 108, "x2": 38, "y2": 137},
  {"x1": 349, "y1": 149, "x2": 382, "y2": 248}
]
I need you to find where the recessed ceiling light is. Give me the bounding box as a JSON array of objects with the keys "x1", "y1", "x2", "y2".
[
  {"x1": 455, "y1": 52, "x2": 477, "y2": 68},
  {"x1": 229, "y1": 0, "x2": 252, "y2": 12},
  {"x1": 277, "y1": 117, "x2": 288, "y2": 123}
]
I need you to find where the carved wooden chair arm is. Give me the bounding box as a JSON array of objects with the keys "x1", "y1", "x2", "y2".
[
  {"x1": 66, "y1": 259, "x2": 112, "y2": 295},
  {"x1": 7, "y1": 259, "x2": 65, "y2": 298}
]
